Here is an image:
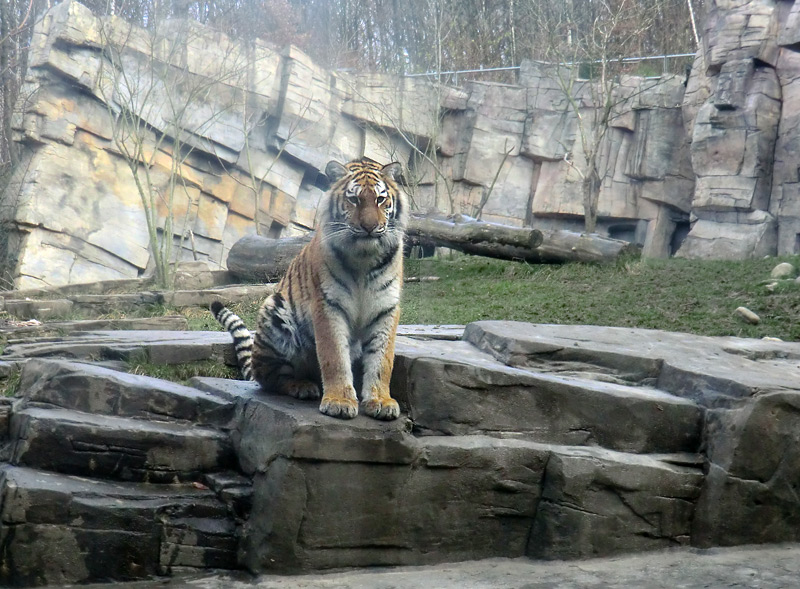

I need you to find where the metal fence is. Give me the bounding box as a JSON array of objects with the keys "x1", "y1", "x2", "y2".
[{"x1": 404, "y1": 53, "x2": 696, "y2": 86}]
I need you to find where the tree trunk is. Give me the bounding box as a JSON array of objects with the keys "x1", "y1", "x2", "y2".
[
  {"x1": 226, "y1": 215, "x2": 638, "y2": 282},
  {"x1": 226, "y1": 234, "x2": 312, "y2": 282},
  {"x1": 408, "y1": 218, "x2": 638, "y2": 264},
  {"x1": 407, "y1": 214, "x2": 544, "y2": 251}
]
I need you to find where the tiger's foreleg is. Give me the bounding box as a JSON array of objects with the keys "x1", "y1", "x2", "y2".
[
  {"x1": 360, "y1": 306, "x2": 401, "y2": 420},
  {"x1": 313, "y1": 303, "x2": 359, "y2": 419}
]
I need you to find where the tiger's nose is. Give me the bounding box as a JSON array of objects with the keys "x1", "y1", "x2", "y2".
[{"x1": 361, "y1": 219, "x2": 379, "y2": 234}]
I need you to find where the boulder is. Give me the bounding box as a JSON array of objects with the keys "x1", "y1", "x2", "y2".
[
  {"x1": 770, "y1": 262, "x2": 795, "y2": 279},
  {"x1": 694, "y1": 391, "x2": 800, "y2": 546},
  {"x1": 529, "y1": 447, "x2": 703, "y2": 559},
  {"x1": 675, "y1": 211, "x2": 777, "y2": 260}
]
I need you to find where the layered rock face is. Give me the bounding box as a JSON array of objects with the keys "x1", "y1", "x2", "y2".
[
  {"x1": 4, "y1": 1, "x2": 695, "y2": 289},
  {"x1": 2, "y1": 321, "x2": 800, "y2": 584},
  {"x1": 677, "y1": 0, "x2": 800, "y2": 258},
  {"x1": 4, "y1": 0, "x2": 800, "y2": 287}
]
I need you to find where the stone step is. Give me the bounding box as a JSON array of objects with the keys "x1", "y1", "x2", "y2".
[
  {"x1": 1, "y1": 284, "x2": 274, "y2": 320},
  {"x1": 462, "y1": 320, "x2": 800, "y2": 408},
  {"x1": 190, "y1": 380, "x2": 705, "y2": 570},
  {"x1": 0, "y1": 465, "x2": 240, "y2": 586},
  {"x1": 18, "y1": 358, "x2": 238, "y2": 427},
  {"x1": 0, "y1": 316, "x2": 190, "y2": 337},
  {"x1": 9, "y1": 406, "x2": 235, "y2": 483},
  {"x1": 2, "y1": 330, "x2": 234, "y2": 365},
  {"x1": 393, "y1": 337, "x2": 704, "y2": 454},
  {"x1": 159, "y1": 514, "x2": 240, "y2": 574}
]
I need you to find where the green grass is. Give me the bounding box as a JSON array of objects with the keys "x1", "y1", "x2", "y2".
[
  {"x1": 400, "y1": 255, "x2": 800, "y2": 340},
  {"x1": 0, "y1": 367, "x2": 21, "y2": 397},
  {"x1": 153, "y1": 255, "x2": 800, "y2": 342},
  {"x1": 127, "y1": 358, "x2": 237, "y2": 383},
  {"x1": 6, "y1": 254, "x2": 797, "y2": 388}
]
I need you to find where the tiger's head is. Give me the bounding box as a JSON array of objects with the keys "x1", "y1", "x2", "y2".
[{"x1": 321, "y1": 158, "x2": 406, "y2": 251}]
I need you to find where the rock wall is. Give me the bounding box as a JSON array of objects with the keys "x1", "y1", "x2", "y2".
[
  {"x1": 2, "y1": 0, "x2": 800, "y2": 287},
  {"x1": 678, "y1": 0, "x2": 800, "y2": 259},
  {"x1": 4, "y1": 320, "x2": 800, "y2": 584}
]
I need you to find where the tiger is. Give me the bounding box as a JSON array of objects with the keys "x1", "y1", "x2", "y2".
[{"x1": 211, "y1": 157, "x2": 407, "y2": 421}]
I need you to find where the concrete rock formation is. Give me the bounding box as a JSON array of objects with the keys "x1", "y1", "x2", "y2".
[
  {"x1": 3, "y1": 0, "x2": 800, "y2": 287},
  {"x1": 677, "y1": 0, "x2": 800, "y2": 258},
  {"x1": 2, "y1": 321, "x2": 800, "y2": 584}
]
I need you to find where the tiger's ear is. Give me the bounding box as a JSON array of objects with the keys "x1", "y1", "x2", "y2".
[
  {"x1": 325, "y1": 161, "x2": 348, "y2": 183},
  {"x1": 381, "y1": 162, "x2": 402, "y2": 183}
]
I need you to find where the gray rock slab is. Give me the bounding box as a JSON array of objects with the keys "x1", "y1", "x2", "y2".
[
  {"x1": 393, "y1": 337, "x2": 703, "y2": 454},
  {"x1": 692, "y1": 389, "x2": 800, "y2": 547},
  {"x1": 0, "y1": 465, "x2": 236, "y2": 586},
  {"x1": 19, "y1": 358, "x2": 237, "y2": 426},
  {"x1": 0, "y1": 316, "x2": 189, "y2": 336},
  {"x1": 164, "y1": 284, "x2": 276, "y2": 308},
  {"x1": 463, "y1": 321, "x2": 800, "y2": 408},
  {"x1": 10, "y1": 406, "x2": 235, "y2": 483},
  {"x1": 2, "y1": 330, "x2": 233, "y2": 365},
  {"x1": 3, "y1": 321, "x2": 800, "y2": 580},
  {"x1": 396, "y1": 324, "x2": 465, "y2": 340},
  {"x1": 189, "y1": 379, "x2": 706, "y2": 572},
  {"x1": 3, "y1": 298, "x2": 74, "y2": 320},
  {"x1": 529, "y1": 446, "x2": 703, "y2": 559},
  {"x1": 240, "y1": 434, "x2": 547, "y2": 571},
  {"x1": 190, "y1": 378, "x2": 417, "y2": 475}
]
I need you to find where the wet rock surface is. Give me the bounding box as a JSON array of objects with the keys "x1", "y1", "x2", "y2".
[{"x1": 0, "y1": 321, "x2": 799, "y2": 585}]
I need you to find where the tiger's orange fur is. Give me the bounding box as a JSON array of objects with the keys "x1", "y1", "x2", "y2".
[{"x1": 212, "y1": 158, "x2": 407, "y2": 420}]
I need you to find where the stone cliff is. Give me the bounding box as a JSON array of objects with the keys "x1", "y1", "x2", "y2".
[
  {"x1": 1, "y1": 0, "x2": 800, "y2": 288},
  {"x1": 681, "y1": 0, "x2": 799, "y2": 259},
  {"x1": 2, "y1": 321, "x2": 800, "y2": 584}
]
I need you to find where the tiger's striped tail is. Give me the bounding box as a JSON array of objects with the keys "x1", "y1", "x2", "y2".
[{"x1": 210, "y1": 301, "x2": 254, "y2": 381}]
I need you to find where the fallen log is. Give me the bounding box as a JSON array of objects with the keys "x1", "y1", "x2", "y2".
[
  {"x1": 406, "y1": 214, "x2": 544, "y2": 252},
  {"x1": 406, "y1": 214, "x2": 639, "y2": 264},
  {"x1": 525, "y1": 230, "x2": 642, "y2": 264},
  {"x1": 226, "y1": 234, "x2": 312, "y2": 282},
  {"x1": 226, "y1": 216, "x2": 639, "y2": 282}
]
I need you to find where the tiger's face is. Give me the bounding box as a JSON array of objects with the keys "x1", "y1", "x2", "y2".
[{"x1": 323, "y1": 158, "x2": 405, "y2": 251}]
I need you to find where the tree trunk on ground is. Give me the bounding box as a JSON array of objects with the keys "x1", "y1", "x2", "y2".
[
  {"x1": 226, "y1": 234, "x2": 312, "y2": 282},
  {"x1": 406, "y1": 214, "x2": 544, "y2": 251},
  {"x1": 406, "y1": 214, "x2": 638, "y2": 264},
  {"x1": 226, "y1": 215, "x2": 640, "y2": 282}
]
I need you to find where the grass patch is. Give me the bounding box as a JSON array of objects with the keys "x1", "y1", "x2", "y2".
[
  {"x1": 0, "y1": 367, "x2": 21, "y2": 397},
  {"x1": 401, "y1": 255, "x2": 800, "y2": 340},
  {"x1": 38, "y1": 255, "x2": 799, "y2": 343},
  {"x1": 183, "y1": 302, "x2": 258, "y2": 332},
  {"x1": 127, "y1": 359, "x2": 238, "y2": 384}
]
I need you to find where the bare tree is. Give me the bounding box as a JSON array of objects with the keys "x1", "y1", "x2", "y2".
[
  {"x1": 98, "y1": 16, "x2": 248, "y2": 287},
  {"x1": 0, "y1": 0, "x2": 38, "y2": 172},
  {"x1": 530, "y1": 0, "x2": 662, "y2": 234}
]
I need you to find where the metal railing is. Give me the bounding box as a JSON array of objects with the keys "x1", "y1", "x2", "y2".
[{"x1": 404, "y1": 53, "x2": 696, "y2": 85}]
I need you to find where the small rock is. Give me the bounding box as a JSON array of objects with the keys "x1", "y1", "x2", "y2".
[
  {"x1": 762, "y1": 336, "x2": 783, "y2": 342},
  {"x1": 770, "y1": 262, "x2": 795, "y2": 279},
  {"x1": 735, "y1": 306, "x2": 760, "y2": 325},
  {"x1": 765, "y1": 281, "x2": 778, "y2": 292}
]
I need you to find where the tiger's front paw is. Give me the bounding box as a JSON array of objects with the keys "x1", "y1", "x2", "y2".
[
  {"x1": 319, "y1": 387, "x2": 358, "y2": 419},
  {"x1": 362, "y1": 397, "x2": 400, "y2": 421}
]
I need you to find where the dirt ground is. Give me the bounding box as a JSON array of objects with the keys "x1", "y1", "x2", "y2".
[{"x1": 79, "y1": 543, "x2": 800, "y2": 589}]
